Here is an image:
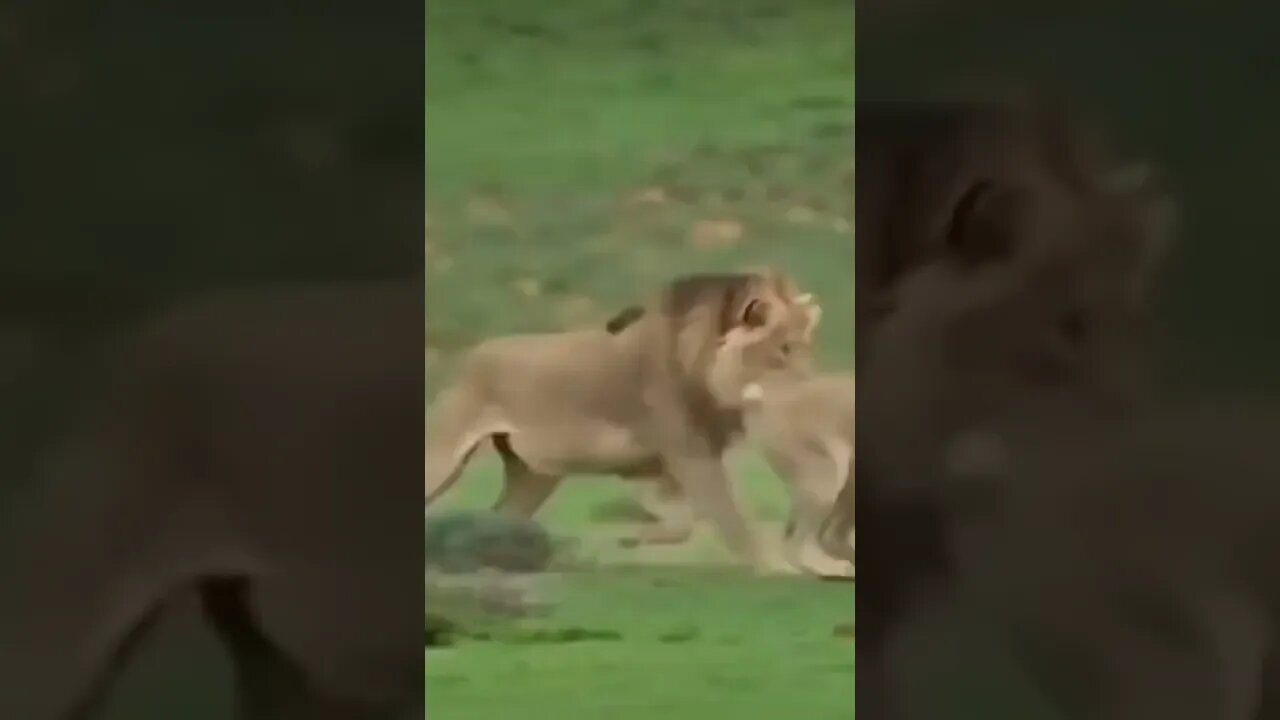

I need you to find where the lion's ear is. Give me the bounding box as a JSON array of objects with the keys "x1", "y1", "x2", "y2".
[
  {"x1": 740, "y1": 298, "x2": 770, "y2": 328},
  {"x1": 806, "y1": 303, "x2": 823, "y2": 328},
  {"x1": 1115, "y1": 163, "x2": 1177, "y2": 252},
  {"x1": 1132, "y1": 189, "x2": 1176, "y2": 307},
  {"x1": 945, "y1": 180, "x2": 1029, "y2": 266},
  {"x1": 1102, "y1": 162, "x2": 1177, "y2": 237},
  {"x1": 803, "y1": 306, "x2": 823, "y2": 342}
]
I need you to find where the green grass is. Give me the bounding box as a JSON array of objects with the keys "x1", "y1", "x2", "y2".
[
  {"x1": 427, "y1": 0, "x2": 854, "y2": 195},
  {"x1": 427, "y1": 0, "x2": 854, "y2": 716},
  {"x1": 426, "y1": 0, "x2": 855, "y2": 383},
  {"x1": 427, "y1": 570, "x2": 853, "y2": 720},
  {"x1": 427, "y1": 453, "x2": 854, "y2": 720}
]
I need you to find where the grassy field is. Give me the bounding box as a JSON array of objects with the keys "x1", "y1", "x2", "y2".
[
  {"x1": 427, "y1": 0, "x2": 855, "y2": 717},
  {"x1": 427, "y1": 454, "x2": 854, "y2": 719},
  {"x1": 426, "y1": 0, "x2": 855, "y2": 382}
]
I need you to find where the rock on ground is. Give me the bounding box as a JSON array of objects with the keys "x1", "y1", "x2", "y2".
[
  {"x1": 425, "y1": 510, "x2": 554, "y2": 573},
  {"x1": 425, "y1": 511, "x2": 560, "y2": 638}
]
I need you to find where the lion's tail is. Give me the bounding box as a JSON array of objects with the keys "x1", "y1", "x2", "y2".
[{"x1": 425, "y1": 382, "x2": 497, "y2": 507}]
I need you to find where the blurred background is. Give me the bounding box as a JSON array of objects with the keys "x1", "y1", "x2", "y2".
[
  {"x1": 3, "y1": 3, "x2": 421, "y2": 718},
  {"x1": 860, "y1": 1, "x2": 1280, "y2": 394},
  {"x1": 859, "y1": 3, "x2": 1280, "y2": 717}
]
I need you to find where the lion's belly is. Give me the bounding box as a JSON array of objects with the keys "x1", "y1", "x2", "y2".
[{"x1": 505, "y1": 423, "x2": 660, "y2": 477}]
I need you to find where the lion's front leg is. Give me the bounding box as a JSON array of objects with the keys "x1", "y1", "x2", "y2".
[
  {"x1": 786, "y1": 483, "x2": 853, "y2": 578},
  {"x1": 766, "y1": 445, "x2": 850, "y2": 577},
  {"x1": 662, "y1": 453, "x2": 776, "y2": 573},
  {"x1": 619, "y1": 476, "x2": 695, "y2": 547}
]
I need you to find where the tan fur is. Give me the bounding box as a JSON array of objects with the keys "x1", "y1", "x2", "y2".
[
  {"x1": 424, "y1": 269, "x2": 821, "y2": 572},
  {"x1": 740, "y1": 371, "x2": 855, "y2": 577},
  {"x1": 859, "y1": 168, "x2": 1173, "y2": 495},
  {"x1": 916, "y1": 400, "x2": 1280, "y2": 720},
  {"x1": 0, "y1": 281, "x2": 425, "y2": 719},
  {"x1": 623, "y1": 292, "x2": 846, "y2": 561},
  {"x1": 855, "y1": 97, "x2": 1154, "y2": 365},
  {"x1": 816, "y1": 453, "x2": 856, "y2": 570},
  {"x1": 825, "y1": 159, "x2": 1177, "y2": 601},
  {"x1": 853, "y1": 150, "x2": 1181, "y2": 717}
]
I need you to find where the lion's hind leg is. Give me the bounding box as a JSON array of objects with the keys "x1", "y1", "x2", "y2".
[
  {"x1": 202, "y1": 576, "x2": 311, "y2": 718},
  {"x1": 426, "y1": 383, "x2": 500, "y2": 507},
  {"x1": 622, "y1": 475, "x2": 695, "y2": 547},
  {"x1": 491, "y1": 435, "x2": 563, "y2": 518}
]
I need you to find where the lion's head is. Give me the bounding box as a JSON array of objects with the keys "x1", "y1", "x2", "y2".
[
  {"x1": 860, "y1": 162, "x2": 1176, "y2": 496},
  {"x1": 609, "y1": 269, "x2": 822, "y2": 412},
  {"x1": 876, "y1": 162, "x2": 1173, "y2": 407},
  {"x1": 681, "y1": 270, "x2": 822, "y2": 410},
  {"x1": 854, "y1": 96, "x2": 1159, "y2": 371}
]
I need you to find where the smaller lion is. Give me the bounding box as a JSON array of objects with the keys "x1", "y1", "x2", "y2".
[
  {"x1": 425, "y1": 269, "x2": 821, "y2": 572},
  {"x1": 736, "y1": 369, "x2": 855, "y2": 577}
]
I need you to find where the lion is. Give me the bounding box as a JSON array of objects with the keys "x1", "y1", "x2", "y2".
[
  {"x1": 850, "y1": 155, "x2": 1177, "y2": 717},
  {"x1": 855, "y1": 96, "x2": 1147, "y2": 365},
  {"x1": 423, "y1": 269, "x2": 821, "y2": 573},
  {"x1": 732, "y1": 370, "x2": 855, "y2": 577},
  {"x1": 815, "y1": 452, "x2": 856, "y2": 571},
  {"x1": 0, "y1": 280, "x2": 425, "y2": 719},
  {"x1": 602, "y1": 295, "x2": 854, "y2": 570},
  {"x1": 724, "y1": 97, "x2": 1160, "y2": 584}
]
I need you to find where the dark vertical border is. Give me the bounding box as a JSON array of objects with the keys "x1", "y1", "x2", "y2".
[
  {"x1": 1, "y1": 1, "x2": 425, "y2": 717},
  {"x1": 858, "y1": 2, "x2": 1280, "y2": 718}
]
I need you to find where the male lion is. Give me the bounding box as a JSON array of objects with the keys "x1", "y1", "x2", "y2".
[
  {"x1": 424, "y1": 269, "x2": 821, "y2": 572},
  {"x1": 603, "y1": 293, "x2": 850, "y2": 564},
  {"x1": 613, "y1": 99, "x2": 1149, "y2": 572},
  {"x1": 0, "y1": 280, "x2": 425, "y2": 719},
  {"x1": 820, "y1": 160, "x2": 1175, "y2": 590},
  {"x1": 855, "y1": 96, "x2": 1146, "y2": 365},
  {"x1": 852, "y1": 158, "x2": 1176, "y2": 717}
]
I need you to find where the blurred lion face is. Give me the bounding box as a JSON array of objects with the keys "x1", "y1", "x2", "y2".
[{"x1": 705, "y1": 284, "x2": 823, "y2": 408}]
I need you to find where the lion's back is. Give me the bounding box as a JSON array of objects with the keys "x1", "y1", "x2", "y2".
[
  {"x1": 452, "y1": 328, "x2": 649, "y2": 425},
  {"x1": 763, "y1": 373, "x2": 855, "y2": 440},
  {"x1": 462, "y1": 330, "x2": 623, "y2": 384}
]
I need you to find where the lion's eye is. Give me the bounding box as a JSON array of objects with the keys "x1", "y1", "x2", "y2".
[{"x1": 780, "y1": 343, "x2": 792, "y2": 356}]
